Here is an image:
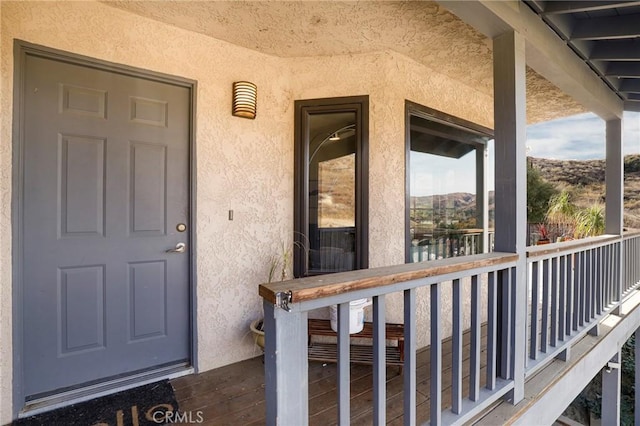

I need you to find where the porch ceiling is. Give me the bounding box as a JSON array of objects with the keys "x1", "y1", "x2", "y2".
[
  {"x1": 104, "y1": 0, "x2": 586, "y2": 124},
  {"x1": 525, "y1": 0, "x2": 640, "y2": 112}
]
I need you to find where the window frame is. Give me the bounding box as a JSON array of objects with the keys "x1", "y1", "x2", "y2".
[
  {"x1": 405, "y1": 100, "x2": 494, "y2": 263},
  {"x1": 294, "y1": 96, "x2": 369, "y2": 277}
]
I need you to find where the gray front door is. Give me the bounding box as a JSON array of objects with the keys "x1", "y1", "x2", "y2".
[{"x1": 21, "y1": 53, "x2": 191, "y2": 399}]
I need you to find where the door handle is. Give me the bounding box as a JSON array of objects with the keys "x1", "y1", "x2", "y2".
[{"x1": 166, "y1": 242, "x2": 186, "y2": 253}]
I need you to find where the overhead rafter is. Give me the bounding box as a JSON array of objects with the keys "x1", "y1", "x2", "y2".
[
  {"x1": 438, "y1": 0, "x2": 624, "y2": 119},
  {"x1": 606, "y1": 62, "x2": 640, "y2": 78},
  {"x1": 590, "y1": 40, "x2": 640, "y2": 61},
  {"x1": 543, "y1": 1, "x2": 640, "y2": 15},
  {"x1": 571, "y1": 13, "x2": 640, "y2": 40},
  {"x1": 620, "y1": 80, "x2": 640, "y2": 93},
  {"x1": 520, "y1": 0, "x2": 640, "y2": 112}
]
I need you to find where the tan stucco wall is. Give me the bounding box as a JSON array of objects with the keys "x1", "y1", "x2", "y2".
[
  {"x1": 0, "y1": 1, "x2": 295, "y2": 421},
  {"x1": 1, "y1": 1, "x2": 494, "y2": 421}
]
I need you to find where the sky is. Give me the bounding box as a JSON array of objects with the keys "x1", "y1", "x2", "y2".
[
  {"x1": 410, "y1": 111, "x2": 640, "y2": 196},
  {"x1": 527, "y1": 111, "x2": 640, "y2": 160}
]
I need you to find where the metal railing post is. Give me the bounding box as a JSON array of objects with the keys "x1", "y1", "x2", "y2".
[{"x1": 263, "y1": 300, "x2": 309, "y2": 426}]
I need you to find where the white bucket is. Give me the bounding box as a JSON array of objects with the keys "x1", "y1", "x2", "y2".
[{"x1": 329, "y1": 298, "x2": 372, "y2": 334}]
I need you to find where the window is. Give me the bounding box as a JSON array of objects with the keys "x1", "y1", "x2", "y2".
[
  {"x1": 406, "y1": 101, "x2": 493, "y2": 262},
  {"x1": 294, "y1": 97, "x2": 369, "y2": 276}
]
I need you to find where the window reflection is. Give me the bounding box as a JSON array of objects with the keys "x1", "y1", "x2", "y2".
[
  {"x1": 408, "y1": 113, "x2": 492, "y2": 262},
  {"x1": 308, "y1": 114, "x2": 356, "y2": 273}
]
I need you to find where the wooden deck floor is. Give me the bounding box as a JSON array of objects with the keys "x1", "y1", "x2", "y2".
[{"x1": 171, "y1": 328, "x2": 488, "y2": 425}]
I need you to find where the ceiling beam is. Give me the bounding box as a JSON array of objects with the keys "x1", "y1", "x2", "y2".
[
  {"x1": 590, "y1": 40, "x2": 640, "y2": 61},
  {"x1": 625, "y1": 100, "x2": 640, "y2": 111},
  {"x1": 572, "y1": 13, "x2": 640, "y2": 40},
  {"x1": 606, "y1": 62, "x2": 640, "y2": 77},
  {"x1": 540, "y1": 13, "x2": 575, "y2": 40},
  {"x1": 437, "y1": 0, "x2": 624, "y2": 120},
  {"x1": 620, "y1": 79, "x2": 640, "y2": 93},
  {"x1": 543, "y1": 1, "x2": 640, "y2": 15}
]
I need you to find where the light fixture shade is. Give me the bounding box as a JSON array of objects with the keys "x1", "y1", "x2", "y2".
[{"x1": 232, "y1": 81, "x2": 257, "y2": 119}]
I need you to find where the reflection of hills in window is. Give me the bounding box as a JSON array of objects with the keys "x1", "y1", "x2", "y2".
[
  {"x1": 318, "y1": 154, "x2": 355, "y2": 228},
  {"x1": 410, "y1": 191, "x2": 495, "y2": 230}
]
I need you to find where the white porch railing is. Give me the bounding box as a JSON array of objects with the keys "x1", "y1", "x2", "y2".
[{"x1": 260, "y1": 233, "x2": 640, "y2": 425}]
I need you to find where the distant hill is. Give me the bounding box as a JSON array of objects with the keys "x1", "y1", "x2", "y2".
[
  {"x1": 530, "y1": 154, "x2": 640, "y2": 228},
  {"x1": 409, "y1": 155, "x2": 640, "y2": 230}
]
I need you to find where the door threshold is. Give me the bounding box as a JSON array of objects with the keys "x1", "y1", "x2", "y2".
[{"x1": 20, "y1": 363, "x2": 193, "y2": 418}]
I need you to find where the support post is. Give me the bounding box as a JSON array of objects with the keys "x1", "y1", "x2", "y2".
[
  {"x1": 606, "y1": 118, "x2": 623, "y2": 236},
  {"x1": 601, "y1": 352, "x2": 621, "y2": 426},
  {"x1": 263, "y1": 300, "x2": 309, "y2": 426},
  {"x1": 477, "y1": 144, "x2": 489, "y2": 253},
  {"x1": 493, "y1": 30, "x2": 528, "y2": 403},
  {"x1": 606, "y1": 118, "x2": 624, "y2": 311}
]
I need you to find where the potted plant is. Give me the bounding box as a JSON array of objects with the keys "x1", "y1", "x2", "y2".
[
  {"x1": 250, "y1": 242, "x2": 295, "y2": 350},
  {"x1": 537, "y1": 223, "x2": 551, "y2": 245}
]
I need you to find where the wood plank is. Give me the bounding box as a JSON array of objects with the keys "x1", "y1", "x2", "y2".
[
  {"x1": 172, "y1": 324, "x2": 490, "y2": 425},
  {"x1": 308, "y1": 318, "x2": 404, "y2": 340},
  {"x1": 259, "y1": 252, "x2": 518, "y2": 303}
]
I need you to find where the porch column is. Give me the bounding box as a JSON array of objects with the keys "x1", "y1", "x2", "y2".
[
  {"x1": 605, "y1": 118, "x2": 623, "y2": 235},
  {"x1": 605, "y1": 119, "x2": 624, "y2": 306},
  {"x1": 601, "y1": 351, "x2": 621, "y2": 425},
  {"x1": 493, "y1": 30, "x2": 528, "y2": 403}
]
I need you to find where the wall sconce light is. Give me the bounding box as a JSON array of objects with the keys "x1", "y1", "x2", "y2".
[{"x1": 232, "y1": 81, "x2": 257, "y2": 119}]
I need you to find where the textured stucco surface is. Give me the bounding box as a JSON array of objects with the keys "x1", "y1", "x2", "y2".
[
  {"x1": 0, "y1": 1, "x2": 585, "y2": 422},
  {"x1": 1, "y1": 2, "x2": 294, "y2": 421},
  {"x1": 106, "y1": 0, "x2": 586, "y2": 123}
]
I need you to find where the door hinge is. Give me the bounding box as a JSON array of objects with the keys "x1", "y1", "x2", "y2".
[{"x1": 275, "y1": 291, "x2": 292, "y2": 312}]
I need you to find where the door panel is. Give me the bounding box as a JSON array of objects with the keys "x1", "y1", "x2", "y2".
[{"x1": 22, "y1": 54, "x2": 191, "y2": 398}]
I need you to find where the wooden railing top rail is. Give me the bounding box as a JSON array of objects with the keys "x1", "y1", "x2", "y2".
[
  {"x1": 526, "y1": 234, "x2": 620, "y2": 259},
  {"x1": 623, "y1": 229, "x2": 640, "y2": 239},
  {"x1": 259, "y1": 252, "x2": 518, "y2": 304}
]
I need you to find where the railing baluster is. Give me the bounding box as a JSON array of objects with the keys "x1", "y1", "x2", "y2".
[
  {"x1": 487, "y1": 271, "x2": 497, "y2": 390},
  {"x1": 578, "y1": 251, "x2": 585, "y2": 328},
  {"x1": 550, "y1": 257, "x2": 558, "y2": 347},
  {"x1": 573, "y1": 252, "x2": 580, "y2": 331},
  {"x1": 500, "y1": 268, "x2": 513, "y2": 379},
  {"x1": 541, "y1": 259, "x2": 550, "y2": 353},
  {"x1": 431, "y1": 283, "x2": 442, "y2": 424},
  {"x1": 567, "y1": 254, "x2": 575, "y2": 335},
  {"x1": 604, "y1": 245, "x2": 610, "y2": 307},
  {"x1": 373, "y1": 295, "x2": 386, "y2": 426},
  {"x1": 597, "y1": 247, "x2": 603, "y2": 315},
  {"x1": 558, "y1": 255, "x2": 566, "y2": 342},
  {"x1": 609, "y1": 244, "x2": 613, "y2": 305},
  {"x1": 592, "y1": 248, "x2": 596, "y2": 317},
  {"x1": 338, "y1": 302, "x2": 350, "y2": 425},
  {"x1": 592, "y1": 248, "x2": 597, "y2": 318},
  {"x1": 404, "y1": 288, "x2": 416, "y2": 426},
  {"x1": 470, "y1": 275, "x2": 481, "y2": 401},
  {"x1": 452, "y1": 279, "x2": 463, "y2": 413},
  {"x1": 585, "y1": 249, "x2": 592, "y2": 322},
  {"x1": 530, "y1": 261, "x2": 540, "y2": 360}
]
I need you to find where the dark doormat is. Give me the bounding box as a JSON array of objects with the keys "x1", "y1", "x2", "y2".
[{"x1": 14, "y1": 380, "x2": 179, "y2": 426}]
